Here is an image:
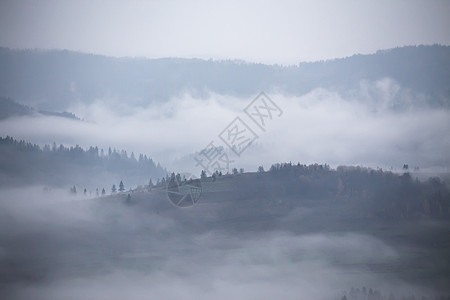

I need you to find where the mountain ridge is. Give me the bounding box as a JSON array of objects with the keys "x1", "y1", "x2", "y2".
[{"x1": 1, "y1": 45, "x2": 448, "y2": 110}]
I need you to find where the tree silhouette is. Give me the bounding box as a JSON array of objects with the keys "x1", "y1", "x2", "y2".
[
  {"x1": 148, "y1": 179, "x2": 153, "y2": 189},
  {"x1": 70, "y1": 186, "x2": 77, "y2": 195},
  {"x1": 111, "y1": 184, "x2": 116, "y2": 194},
  {"x1": 119, "y1": 180, "x2": 125, "y2": 192}
]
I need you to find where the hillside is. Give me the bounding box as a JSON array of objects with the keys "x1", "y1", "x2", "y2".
[
  {"x1": 0, "y1": 136, "x2": 166, "y2": 188},
  {"x1": 0, "y1": 45, "x2": 449, "y2": 110},
  {"x1": 99, "y1": 165, "x2": 450, "y2": 293},
  {"x1": 0, "y1": 97, "x2": 80, "y2": 120},
  {"x1": 125, "y1": 164, "x2": 450, "y2": 223}
]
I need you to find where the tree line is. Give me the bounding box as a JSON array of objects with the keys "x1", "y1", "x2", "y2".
[
  {"x1": 201, "y1": 162, "x2": 450, "y2": 220},
  {"x1": 0, "y1": 136, "x2": 167, "y2": 187}
]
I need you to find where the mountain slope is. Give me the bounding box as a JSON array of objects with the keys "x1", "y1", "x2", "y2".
[
  {"x1": 0, "y1": 45, "x2": 448, "y2": 110},
  {"x1": 0, "y1": 97, "x2": 80, "y2": 120},
  {"x1": 0, "y1": 136, "x2": 167, "y2": 188}
]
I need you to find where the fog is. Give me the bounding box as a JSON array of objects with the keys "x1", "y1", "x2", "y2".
[
  {"x1": 0, "y1": 78, "x2": 449, "y2": 175},
  {"x1": 0, "y1": 187, "x2": 434, "y2": 300},
  {"x1": 1, "y1": 76, "x2": 448, "y2": 298},
  {"x1": 1, "y1": 1, "x2": 449, "y2": 64},
  {"x1": 1, "y1": 1, "x2": 449, "y2": 298}
]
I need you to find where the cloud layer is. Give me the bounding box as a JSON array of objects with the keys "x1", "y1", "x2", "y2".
[
  {"x1": 0, "y1": 78, "x2": 449, "y2": 175},
  {"x1": 0, "y1": 186, "x2": 434, "y2": 300}
]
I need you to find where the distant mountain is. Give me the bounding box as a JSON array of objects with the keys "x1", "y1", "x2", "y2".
[
  {"x1": 0, "y1": 45, "x2": 449, "y2": 110},
  {"x1": 0, "y1": 97, "x2": 80, "y2": 120}
]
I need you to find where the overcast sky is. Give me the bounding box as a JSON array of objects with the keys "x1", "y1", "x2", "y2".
[{"x1": 0, "y1": 0, "x2": 449, "y2": 64}]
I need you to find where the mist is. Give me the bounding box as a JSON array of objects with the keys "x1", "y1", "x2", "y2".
[
  {"x1": 0, "y1": 186, "x2": 437, "y2": 300},
  {"x1": 1, "y1": 2, "x2": 449, "y2": 298},
  {"x1": 1, "y1": 78, "x2": 449, "y2": 175}
]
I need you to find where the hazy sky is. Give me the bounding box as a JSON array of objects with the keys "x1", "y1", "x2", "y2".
[{"x1": 0, "y1": 0, "x2": 449, "y2": 64}]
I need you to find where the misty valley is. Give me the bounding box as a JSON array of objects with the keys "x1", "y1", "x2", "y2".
[{"x1": 0, "y1": 45, "x2": 450, "y2": 300}]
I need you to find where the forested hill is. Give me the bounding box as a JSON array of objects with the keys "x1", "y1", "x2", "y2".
[
  {"x1": 0, "y1": 45, "x2": 449, "y2": 110},
  {"x1": 0, "y1": 136, "x2": 167, "y2": 188},
  {"x1": 0, "y1": 97, "x2": 80, "y2": 120},
  {"x1": 125, "y1": 163, "x2": 450, "y2": 223}
]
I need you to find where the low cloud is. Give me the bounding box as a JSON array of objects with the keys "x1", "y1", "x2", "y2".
[
  {"x1": 0, "y1": 187, "x2": 433, "y2": 300},
  {"x1": 0, "y1": 78, "x2": 449, "y2": 174}
]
